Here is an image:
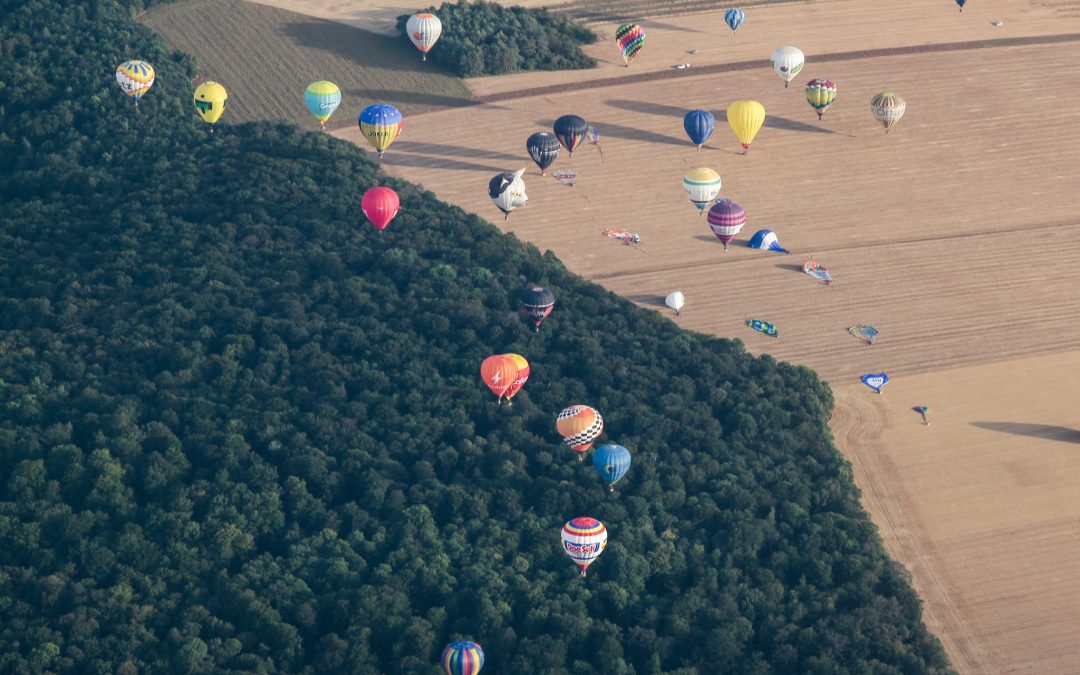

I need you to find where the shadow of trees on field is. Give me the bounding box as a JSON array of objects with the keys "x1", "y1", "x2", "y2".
[
  {"x1": 604, "y1": 99, "x2": 837, "y2": 137},
  {"x1": 970, "y1": 422, "x2": 1080, "y2": 444},
  {"x1": 347, "y1": 89, "x2": 480, "y2": 109},
  {"x1": 280, "y1": 20, "x2": 422, "y2": 72}
]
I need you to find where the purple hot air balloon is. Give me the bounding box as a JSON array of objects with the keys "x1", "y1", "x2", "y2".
[{"x1": 707, "y1": 198, "x2": 746, "y2": 251}]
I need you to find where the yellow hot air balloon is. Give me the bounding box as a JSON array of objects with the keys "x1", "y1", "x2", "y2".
[
  {"x1": 115, "y1": 60, "x2": 155, "y2": 106},
  {"x1": 194, "y1": 81, "x2": 228, "y2": 130},
  {"x1": 727, "y1": 100, "x2": 765, "y2": 153},
  {"x1": 870, "y1": 91, "x2": 906, "y2": 133}
]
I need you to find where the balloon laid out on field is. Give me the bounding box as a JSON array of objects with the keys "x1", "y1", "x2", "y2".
[
  {"x1": 441, "y1": 640, "x2": 484, "y2": 675},
  {"x1": 481, "y1": 354, "x2": 519, "y2": 401},
  {"x1": 849, "y1": 324, "x2": 879, "y2": 345},
  {"x1": 116, "y1": 60, "x2": 154, "y2": 104},
  {"x1": 561, "y1": 517, "x2": 608, "y2": 576},
  {"x1": 803, "y1": 259, "x2": 832, "y2": 285},
  {"x1": 488, "y1": 168, "x2": 528, "y2": 220},
  {"x1": 556, "y1": 405, "x2": 604, "y2": 455},
  {"x1": 746, "y1": 318, "x2": 779, "y2": 338},
  {"x1": 194, "y1": 81, "x2": 228, "y2": 128},
  {"x1": 553, "y1": 115, "x2": 589, "y2": 155},
  {"x1": 683, "y1": 109, "x2": 716, "y2": 150},
  {"x1": 615, "y1": 23, "x2": 646, "y2": 65},
  {"x1": 804, "y1": 79, "x2": 837, "y2": 120},
  {"x1": 871, "y1": 92, "x2": 906, "y2": 133},
  {"x1": 727, "y1": 100, "x2": 765, "y2": 151},
  {"x1": 361, "y1": 187, "x2": 400, "y2": 231},
  {"x1": 526, "y1": 132, "x2": 561, "y2": 175},
  {"x1": 861, "y1": 372, "x2": 890, "y2": 394},
  {"x1": 683, "y1": 167, "x2": 722, "y2": 213},
  {"x1": 358, "y1": 104, "x2": 404, "y2": 158},
  {"x1": 707, "y1": 198, "x2": 746, "y2": 250},
  {"x1": 724, "y1": 8, "x2": 746, "y2": 33},
  {"x1": 747, "y1": 229, "x2": 788, "y2": 253},
  {"x1": 304, "y1": 81, "x2": 341, "y2": 129},
  {"x1": 503, "y1": 353, "x2": 530, "y2": 402},
  {"x1": 593, "y1": 444, "x2": 631, "y2": 490},
  {"x1": 665, "y1": 291, "x2": 685, "y2": 315},
  {"x1": 771, "y1": 46, "x2": 805, "y2": 87},
  {"x1": 406, "y1": 12, "x2": 442, "y2": 61},
  {"x1": 520, "y1": 285, "x2": 555, "y2": 331}
]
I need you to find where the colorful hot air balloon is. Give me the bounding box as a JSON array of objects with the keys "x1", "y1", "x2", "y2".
[
  {"x1": 481, "y1": 355, "x2": 519, "y2": 402},
  {"x1": 406, "y1": 12, "x2": 442, "y2": 61},
  {"x1": 503, "y1": 354, "x2": 529, "y2": 401},
  {"x1": 724, "y1": 8, "x2": 745, "y2": 34},
  {"x1": 358, "y1": 104, "x2": 403, "y2": 158},
  {"x1": 683, "y1": 167, "x2": 722, "y2": 214},
  {"x1": 553, "y1": 115, "x2": 588, "y2": 155},
  {"x1": 871, "y1": 92, "x2": 906, "y2": 133},
  {"x1": 956, "y1": 0, "x2": 967, "y2": 11},
  {"x1": 707, "y1": 198, "x2": 746, "y2": 251},
  {"x1": 441, "y1": 640, "x2": 484, "y2": 675},
  {"x1": 562, "y1": 517, "x2": 608, "y2": 576},
  {"x1": 556, "y1": 405, "x2": 604, "y2": 457},
  {"x1": 861, "y1": 373, "x2": 890, "y2": 394},
  {"x1": 665, "y1": 291, "x2": 685, "y2": 315},
  {"x1": 488, "y1": 168, "x2": 528, "y2": 220},
  {"x1": 194, "y1": 81, "x2": 228, "y2": 130},
  {"x1": 361, "y1": 186, "x2": 400, "y2": 231},
  {"x1": 593, "y1": 444, "x2": 631, "y2": 490},
  {"x1": 848, "y1": 324, "x2": 879, "y2": 345},
  {"x1": 726, "y1": 100, "x2": 765, "y2": 152},
  {"x1": 519, "y1": 285, "x2": 555, "y2": 331},
  {"x1": 771, "y1": 46, "x2": 805, "y2": 88},
  {"x1": 615, "y1": 23, "x2": 645, "y2": 66},
  {"x1": 683, "y1": 109, "x2": 716, "y2": 150},
  {"x1": 526, "y1": 132, "x2": 561, "y2": 175},
  {"x1": 747, "y1": 229, "x2": 788, "y2": 253},
  {"x1": 804, "y1": 78, "x2": 836, "y2": 120},
  {"x1": 304, "y1": 81, "x2": 341, "y2": 130},
  {"x1": 803, "y1": 259, "x2": 832, "y2": 285},
  {"x1": 116, "y1": 60, "x2": 154, "y2": 105}
]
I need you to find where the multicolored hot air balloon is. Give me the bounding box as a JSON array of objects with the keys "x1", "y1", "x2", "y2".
[
  {"x1": 520, "y1": 285, "x2": 555, "y2": 331},
  {"x1": 593, "y1": 444, "x2": 631, "y2": 491},
  {"x1": 771, "y1": 46, "x2": 805, "y2": 88},
  {"x1": 803, "y1": 259, "x2": 832, "y2": 285},
  {"x1": 861, "y1": 373, "x2": 889, "y2": 394},
  {"x1": 526, "y1": 132, "x2": 561, "y2": 175},
  {"x1": 441, "y1": 640, "x2": 484, "y2": 675},
  {"x1": 848, "y1": 324, "x2": 879, "y2": 345},
  {"x1": 615, "y1": 23, "x2": 645, "y2": 66},
  {"x1": 665, "y1": 291, "x2": 685, "y2": 315},
  {"x1": 556, "y1": 405, "x2": 604, "y2": 458},
  {"x1": 481, "y1": 355, "x2": 519, "y2": 402},
  {"x1": 304, "y1": 81, "x2": 341, "y2": 130},
  {"x1": 724, "y1": 8, "x2": 745, "y2": 34},
  {"x1": 194, "y1": 81, "x2": 228, "y2": 130},
  {"x1": 503, "y1": 354, "x2": 530, "y2": 402},
  {"x1": 746, "y1": 318, "x2": 779, "y2": 338},
  {"x1": 116, "y1": 60, "x2": 154, "y2": 105},
  {"x1": 561, "y1": 517, "x2": 608, "y2": 576},
  {"x1": 748, "y1": 229, "x2": 788, "y2": 253},
  {"x1": 804, "y1": 78, "x2": 837, "y2": 120},
  {"x1": 406, "y1": 12, "x2": 442, "y2": 61},
  {"x1": 727, "y1": 100, "x2": 765, "y2": 152},
  {"x1": 553, "y1": 115, "x2": 588, "y2": 155},
  {"x1": 871, "y1": 92, "x2": 906, "y2": 133},
  {"x1": 488, "y1": 168, "x2": 528, "y2": 220},
  {"x1": 358, "y1": 104, "x2": 403, "y2": 158},
  {"x1": 683, "y1": 109, "x2": 716, "y2": 150},
  {"x1": 683, "y1": 168, "x2": 722, "y2": 214},
  {"x1": 361, "y1": 186, "x2": 400, "y2": 231},
  {"x1": 707, "y1": 198, "x2": 746, "y2": 250}
]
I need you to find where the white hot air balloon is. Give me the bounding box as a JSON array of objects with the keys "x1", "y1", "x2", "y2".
[
  {"x1": 488, "y1": 168, "x2": 528, "y2": 220},
  {"x1": 771, "y1": 46, "x2": 805, "y2": 88},
  {"x1": 682, "y1": 168, "x2": 722, "y2": 214},
  {"x1": 406, "y1": 13, "x2": 443, "y2": 61},
  {"x1": 665, "y1": 291, "x2": 685, "y2": 315}
]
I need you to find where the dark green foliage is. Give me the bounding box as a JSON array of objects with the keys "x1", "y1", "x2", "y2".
[
  {"x1": 396, "y1": 0, "x2": 599, "y2": 76},
  {"x1": 0, "y1": 1, "x2": 952, "y2": 673}
]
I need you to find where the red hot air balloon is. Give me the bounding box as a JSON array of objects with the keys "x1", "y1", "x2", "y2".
[
  {"x1": 480, "y1": 354, "x2": 519, "y2": 403},
  {"x1": 361, "y1": 187, "x2": 400, "y2": 231}
]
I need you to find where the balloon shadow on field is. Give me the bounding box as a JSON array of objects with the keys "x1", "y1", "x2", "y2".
[
  {"x1": 381, "y1": 152, "x2": 505, "y2": 173},
  {"x1": 774, "y1": 263, "x2": 806, "y2": 273},
  {"x1": 714, "y1": 110, "x2": 837, "y2": 136},
  {"x1": 605, "y1": 99, "x2": 695, "y2": 118},
  {"x1": 537, "y1": 119, "x2": 686, "y2": 147},
  {"x1": 281, "y1": 20, "x2": 424, "y2": 73},
  {"x1": 348, "y1": 89, "x2": 486, "y2": 110},
  {"x1": 391, "y1": 140, "x2": 523, "y2": 162},
  {"x1": 970, "y1": 422, "x2": 1080, "y2": 444},
  {"x1": 626, "y1": 294, "x2": 668, "y2": 308}
]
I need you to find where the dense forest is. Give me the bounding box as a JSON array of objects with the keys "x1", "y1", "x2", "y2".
[
  {"x1": 0, "y1": 0, "x2": 951, "y2": 672},
  {"x1": 396, "y1": 1, "x2": 598, "y2": 77}
]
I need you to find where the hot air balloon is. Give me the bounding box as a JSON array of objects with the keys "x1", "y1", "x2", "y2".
[
  {"x1": 503, "y1": 354, "x2": 529, "y2": 402},
  {"x1": 727, "y1": 100, "x2": 765, "y2": 153},
  {"x1": 593, "y1": 444, "x2": 631, "y2": 491},
  {"x1": 956, "y1": 0, "x2": 967, "y2": 11},
  {"x1": 556, "y1": 405, "x2": 604, "y2": 458},
  {"x1": 358, "y1": 104, "x2": 403, "y2": 158},
  {"x1": 804, "y1": 78, "x2": 836, "y2": 120},
  {"x1": 116, "y1": 60, "x2": 154, "y2": 106},
  {"x1": 683, "y1": 167, "x2": 722, "y2": 214},
  {"x1": 848, "y1": 324, "x2": 879, "y2": 345},
  {"x1": 553, "y1": 115, "x2": 588, "y2": 155},
  {"x1": 871, "y1": 92, "x2": 906, "y2": 133},
  {"x1": 304, "y1": 81, "x2": 341, "y2": 130},
  {"x1": 861, "y1": 373, "x2": 889, "y2": 394},
  {"x1": 194, "y1": 81, "x2": 228, "y2": 130},
  {"x1": 488, "y1": 168, "x2": 528, "y2": 220},
  {"x1": 683, "y1": 109, "x2": 716, "y2": 150},
  {"x1": 526, "y1": 132, "x2": 561, "y2": 175},
  {"x1": 803, "y1": 259, "x2": 832, "y2": 285},
  {"x1": 520, "y1": 285, "x2": 555, "y2": 331},
  {"x1": 707, "y1": 198, "x2": 746, "y2": 251},
  {"x1": 746, "y1": 318, "x2": 779, "y2": 338},
  {"x1": 361, "y1": 186, "x2": 400, "y2": 231},
  {"x1": 665, "y1": 291, "x2": 685, "y2": 315},
  {"x1": 441, "y1": 640, "x2": 484, "y2": 675},
  {"x1": 748, "y1": 229, "x2": 788, "y2": 253},
  {"x1": 406, "y1": 12, "x2": 442, "y2": 61},
  {"x1": 771, "y1": 46, "x2": 805, "y2": 88},
  {"x1": 561, "y1": 517, "x2": 608, "y2": 576},
  {"x1": 615, "y1": 23, "x2": 645, "y2": 66},
  {"x1": 724, "y1": 8, "x2": 745, "y2": 34},
  {"x1": 481, "y1": 355, "x2": 519, "y2": 403}
]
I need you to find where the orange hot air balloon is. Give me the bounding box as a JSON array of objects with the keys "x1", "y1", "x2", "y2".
[
  {"x1": 556, "y1": 405, "x2": 604, "y2": 459},
  {"x1": 503, "y1": 354, "x2": 530, "y2": 401},
  {"x1": 481, "y1": 355, "x2": 519, "y2": 403}
]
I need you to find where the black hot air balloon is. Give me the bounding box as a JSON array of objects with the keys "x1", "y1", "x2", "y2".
[
  {"x1": 553, "y1": 115, "x2": 588, "y2": 155},
  {"x1": 519, "y1": 285, "x2": 555, "y2": 331},
  {"x1": 526, "y1": 132, "x2": 561, "y2": 175}
]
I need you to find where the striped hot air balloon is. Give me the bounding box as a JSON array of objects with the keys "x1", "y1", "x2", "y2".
[
  {"x1": 441, "y1": 640, "x2": 484, "y2": 675},
  {"x1": 870, "y1": 92, "x2": 906, "y2": 133},
  {"x1": 556, "y1": 405, "x2": 604, "y2": 458},
  {"x1": 553, "y1": 115, "x2": 588, "y2": 155},
  {"x1": 615, "y1": 23, "x2": 645, "y2": 66},
  {"x1": 804, "y1": 78, "x2": 837, "y2": 120},
  {"x1": 406, "y1": 12, "x2": 442, "y2": 61},
  {"x1": 724, "y1": 8, "x2": 745, "y2": 34},
  {"x1": 561, "y1": 517, "x2": 608, "y2": 575},
  {"x1": 503, "y1": 354, "x2": 529, "y2": 401},
  {"x1": 116, "y1": 60, "x2": 154, "y2": 105},
  {"x1": 707, "y1": 199, "x2": 746, "y2": 251},
  {"x1": 683, "y1": 167, "x2": 722, "y2": 214},
  {"x1": 358, "y1": 104, "x2": 404, "y2": 158}
]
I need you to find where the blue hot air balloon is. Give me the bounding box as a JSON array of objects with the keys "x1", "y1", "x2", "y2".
[
  {"x1": 593, "y1": 444, "x2": 631, "y2": 491},
  {"x1": 860, "y1": 373, "x2": 890, "y2": 394},
  {"x1": 747, "y1": 229, "x2": 788, "y2": 253},
  {"x1": 724, "y1": 8, "x2": 746, "y2": 34},
  {"x1": 683, "y1": 109, "x2": 716, "y2": 151}
]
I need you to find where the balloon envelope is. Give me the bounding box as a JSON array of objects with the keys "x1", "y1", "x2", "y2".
[
  {"x1": 771, "y1": 46, "x2": 805, "y2": 86},
  {"x1": 747, "y1": 229, "x2": 788, "y2": 253},
  {"x1": 361, "y1": 187, "x2": 400, "y2": 231},
  {"x1": 804, "y1": 78, "x2": 836, "y2": 119},
  {"x1": 724, "y1": 8, "x2": 745, "y2": 32},
  {"x1": 861, "y1": 373, "x2": 890, "y2": 393},
  {"x1": 520, "y1": 285, "x2": 555, "y2": 330},
  {"x1": 358, "y1": 104, "x2": 404, "y2": 157},
  {"x1": 727, "y1": 100, "x2": 765, "y2": 150},
  {"x1": 707, "y1": 198, "x2": 746, "y2": 250},
  {"x1": 556, "y1": 405, "x2": 604, "y2": 453},
  {"x1": 441, "y1": 640, "x2": 484, "y2": 675},
  {"x1": 481, "y1": 355, "x2": 519, "y2": 400},
  {"x1": 503, "y1": 353, "x2": 529, "y2": 401},
  {"x1": 683, "y1": 167, "x2": 722, "y2": 213},
  {"x1": 615, "y1": 23, "x2": 645, "y2": 65},
  {"x1": 871, "y1": 92, "x2": 906, "y2": 132},
  {"x1": 116, "y1": 60, "x2": 154, "y2": 101},
  {"x1": 304, "y1": 81, "x2": 341, "y2": 126},
  {"x1": 683, "y1": 109, "x2": 716, "y2": 148},
  {"x1": 561, "y1": 517, "x2": 608, "y2": 575},
  {"x1": 553, "y1": 115, "x2": 588, "y2": 154},
  {"x1": 407, "y1": 13, "x2": 442, "y2": 59},
  {"x1": 488, "y1": 168, "x2": 528, "y2": 219},
  {"x1": 593, "y1": 444, "x2": 631, "y2": 487},
  {"x1": 194, "y1": 81, "x2": 228, "y2": 125},
  {"x1": 665, "y1": 291, "x2": 685, "y2": 314},
  {"x1": 848, "y1": 324, "x2": 879, "y2": 344},
  {"x1": 526, "y1": 132, "x2": 561, "y2": 174}
]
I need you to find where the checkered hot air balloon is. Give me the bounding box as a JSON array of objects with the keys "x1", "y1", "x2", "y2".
[
  {"x1": 556, "y1": 405, "x2": 604, "y2": 458},
  {"x1": 561, "y1": 517, "x2": 608, "y2": 575}
]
